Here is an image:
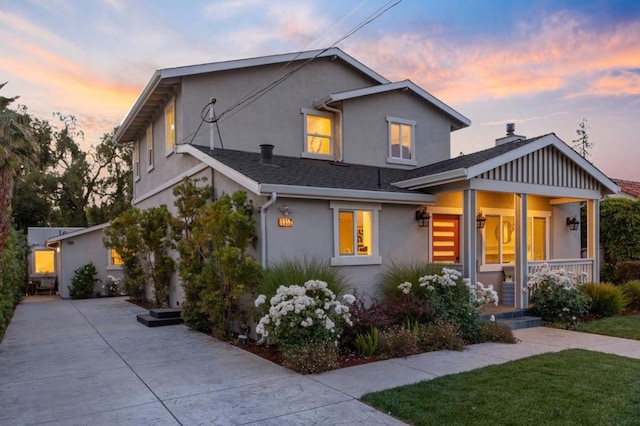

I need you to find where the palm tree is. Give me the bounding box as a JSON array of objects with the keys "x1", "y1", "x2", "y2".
[{"x1": 0, "y1": 82, "x2": 37, "y2": 253}]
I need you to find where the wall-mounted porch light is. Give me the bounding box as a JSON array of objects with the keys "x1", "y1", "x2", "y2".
[
  {"x1": 476, "y1": 211, "x2": 487, "y2": 229},
  {"x1": 415, "y1": 208, "x2": 430, "y2": 228},
  {"x1": 566, "y1": 216, "x2": 580, "y2": 231}
]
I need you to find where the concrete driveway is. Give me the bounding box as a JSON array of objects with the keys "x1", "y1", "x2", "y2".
[{"x1": 0, "y1": 297, "x2": 403, "y2": 425}]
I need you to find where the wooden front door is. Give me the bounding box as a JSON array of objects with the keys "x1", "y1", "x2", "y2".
[{"x1": 432, "y1": 215, "x2": 460, "y2": 263}]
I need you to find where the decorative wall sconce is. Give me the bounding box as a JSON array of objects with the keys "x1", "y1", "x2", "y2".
[
  {"x1": 476, "y1": 211, "x2": 487, "y2": 229},
  {"x1": 415, "y1": 208, "x2": 430, "y2": 227},
  {"x1": 566, "y1": 216, "x2": 580, "y2": 231}
]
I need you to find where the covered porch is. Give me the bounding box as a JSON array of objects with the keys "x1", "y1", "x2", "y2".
[{"x1": 396, "y1": 132, "x2": 618, "y2": 309}]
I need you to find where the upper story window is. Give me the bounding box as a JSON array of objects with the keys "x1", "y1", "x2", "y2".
[
  {"x1": 165, "y1": 98, "x2": 176, "y2": 155},
  {"x1": 302, "y1": 108, "x2": 333, "y2": 159},
  {"x1": 134, "y1": 140, "x2": 140, "y2": 181},
  {"x1": 146, "y1": 125, "x2": 154, "y2": 171},
  {"x1": 387, "y1": 117, "x2": 416, "y2": 166},
  {"x1": 330, "y1": 201, "x2": 382, "y2": 266},
  {"x1": 33, "y1": 250, "x2": 55, "y2": 274}
]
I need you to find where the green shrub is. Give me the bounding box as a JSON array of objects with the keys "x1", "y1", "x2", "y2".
[
  {"x1": 378, "y1": 325, "x2": 419, "y2": 358},
  {"x1": 69, "y1": 262, "x2": 100, "y2": 299},
  {"x1": 615, "y1": 261, "x2": 640, "y2": 283},
  {"x1": 528, "y1": 266, "x2": 591, "y2": 323},
  {"x1": 355, "y1": 326, "x2": 379, "y2": 357},
  {"x1": 474, "y1": 321, "x2": 517, "y2": 344},
  {"x1": 417, "y1": 319, "x2": 465, "y2": 351},
  {"x1": 376, "y1": 261, "x2": 460, "y2": 298},
  {"x1": 581, "y1": 282, "x2": 625, "y2": 317},
  {"x1": 621, "y1": 280, "x2": 640, "y2": 311},
  {"x1": 0, "y1": 226, "x2": 28, "y2": 340},
  {"x1": 259, "y1": 257, "x2": 349, "y2": 303},
  {"x1": 282, "y1": 342, "x2": 339, "y2": 374}
]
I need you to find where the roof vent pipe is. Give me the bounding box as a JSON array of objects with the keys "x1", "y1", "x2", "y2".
[{"x1": 259, "y1": 144, "x2": 274, "y2": 165}]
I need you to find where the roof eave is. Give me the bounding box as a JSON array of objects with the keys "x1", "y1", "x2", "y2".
[
  {"x1": 393, "y1": 168, "x2": 468, "y2": 190},
  {"x1": 114, "y1": 71, "x2": 162, "y2": 144}
]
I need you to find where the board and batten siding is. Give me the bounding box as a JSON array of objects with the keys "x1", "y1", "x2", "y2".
[{"x1": 479, "y1": 146, "x2": 599, "y2": 190}]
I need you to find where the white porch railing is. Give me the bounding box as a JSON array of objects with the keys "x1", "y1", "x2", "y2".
[{"x1": 527, "y1": 259, "x2": 595, "y2": 282}]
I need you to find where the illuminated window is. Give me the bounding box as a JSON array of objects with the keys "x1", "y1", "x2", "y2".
[
  {"x1": 528, "y1": 217, "x2": 547, "y2": 261},
  {"x1": 302, "y1": 109, "x2": 333, "y2": 158},
  {"x1": 146, "y1": 125, "x2": 154, "y2": 171},
  {"x1": 34, "y1": 250, "x2": 55, "y2": 274},
  {"x1": 387, "y1": 117, "x2": 416, "y2": 165},
  {"x1": 330, "y1": 202, "x2": 381, "y2": 266},
  {"x1": 165, "y1": 98, "x2": 176, "y2": 154},
  {"x1": 134, "y1": 140, "x2": 140, "y2": 180},
  {"x1": 108, "y1": 248, "x2": 123, "y2": 268},
  {"x1": 482, "y1": 212, "x2": 549, "y2": 266}
]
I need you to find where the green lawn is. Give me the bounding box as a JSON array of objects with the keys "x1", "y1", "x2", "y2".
[
  {"x1": 575, "y1": 315, "x2": 640, "y2": 340},
  {"x1": 361, "y1": 350, "x2": 640, "y2": 425}
]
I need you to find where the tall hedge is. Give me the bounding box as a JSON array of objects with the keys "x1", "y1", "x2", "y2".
[
  {"x1": 600, "y1": 198, "x2": 640, "y2": 282},
  {"x1": 0, "y1": 226, "x2": 28, "y2": 340}
]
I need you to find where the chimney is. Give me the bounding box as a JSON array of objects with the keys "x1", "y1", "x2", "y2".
[
  {"x1": 259, "y1": 144, "x2": 274, "y2": 165},
  {"x1": 496, "y1": 123, "x2": 526, "y2": 146}
]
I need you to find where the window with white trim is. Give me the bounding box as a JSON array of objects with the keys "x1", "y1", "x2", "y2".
[
  {"x1": 107, "y1": 248, "x2": 123, "y2": 269},
  {"x1": 33, "y1": 250, "x2": 55, "y2": 274},
  {"x1": 387, "y1": 116, "x2": 416, "y2": 165},
  {"x1": 330, "y1": 202, "x2": 381, "y2": 266},
  {"x1": 302, "y1": 108, "x2": 333, "y2": 159},
  {"x1": 134, "y1": 140, "x2": 140, "y2": 181},
  {"x1": 165, "y1": 98, "x2": 176, "y2": 155},
  {"x1": 481, "y1": 210, "x2": 550, "y2": 267},
  {"x1": 146, "y1": 125, "x2": 154, "y2": 171}
]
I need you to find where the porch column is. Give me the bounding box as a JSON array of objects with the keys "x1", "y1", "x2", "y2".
[
  {"x1": 462, "y1": 189, "x2": 477, "y2": 284},
  {"x1": 587, "y1": 199, "x2": 600, "y2": 283},
  {"x1": 515, "y1": 193, "x2": 528, "y2": 308}
]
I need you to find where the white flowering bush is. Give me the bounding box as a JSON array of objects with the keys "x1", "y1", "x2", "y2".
[
  {"x1": 527, "y1": 264, "x2": 591, "y2": 322},
  {"x1": 102, "y1": 275, "x2": 122, "y2": 297},
  {"x1": 255, "y1": 279, "x2": 354, "y2": 350}
]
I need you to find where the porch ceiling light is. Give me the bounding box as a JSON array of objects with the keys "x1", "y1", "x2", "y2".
[
  {"x1": 476, "y1": 211, "x2": 487, "y2": 229},
  {"x1": 415, "y1": 208, "x2": 430, "y2": 228},
  {"x1": 566, "y1": 216, "x2": 580, "y2": 231}
]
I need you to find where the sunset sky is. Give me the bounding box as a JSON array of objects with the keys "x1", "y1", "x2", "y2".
[{"x1": 1, "y1": 0, "x2": 639, "y2": 179}]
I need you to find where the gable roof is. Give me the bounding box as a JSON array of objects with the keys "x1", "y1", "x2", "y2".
[
  {"x1": 393, "y1": 133, "x2": 619, "y2": 195},
  {"x1": 175, "y1": 144, "x2": 436, "y2": 204},
  {"x1": 115, "y1": 48, "x2": 390, "y2": 144},
  {"x1": 315, "y1": 80, "x2": 470, "y2": 131},
  {"x1": 612, "y1": 178, "x2": 640, "y2": 198},
  {"x1": 46, "y1": 223, "x2": 111, "y2": 245}
]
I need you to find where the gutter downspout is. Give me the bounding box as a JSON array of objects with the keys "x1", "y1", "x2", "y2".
[
  {"x1": 320, "y1": 103, "x2": 343, "y2": 162},
  {"x1": 260, "y1": 192, "x2": 277, "y2": 269}
]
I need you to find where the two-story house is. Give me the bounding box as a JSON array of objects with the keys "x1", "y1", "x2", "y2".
[{"x1": 115, "y1": 48, "x2": 618, "y2": 309}]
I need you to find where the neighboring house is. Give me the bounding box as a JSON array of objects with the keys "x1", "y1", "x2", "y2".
[
  {"x1": 114, "y1": 48, "x2": 618, "y2": 309},
  {"x1": 45, "y1": 224, "x2": 124, "y2": 299},
  {"x1": 27, "y1": 227, "x2": 84, "y2": 294},
  {"x1": 611, "y1": 178, "x2": 640, "y2": 199}
]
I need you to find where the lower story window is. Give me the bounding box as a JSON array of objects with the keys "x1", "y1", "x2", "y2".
[
  {"x1": 330, "y1": 202, "x2": 381, "y2": 266},
  {"x1": 108, "y1": 248, "x2": 123, "y2": 268},
  {"x1": 483, "y1": 212, "x2": 548, "y2": 265},
  {"x1": 528, "y1": 217, "x2": 547, "y2": 261},
  {"x1": 34, "y1": 250, "x2": 55, "y2": 274}
]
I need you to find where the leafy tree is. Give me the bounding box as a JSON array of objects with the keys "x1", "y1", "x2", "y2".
[
  {"x1": 600, "y1": 197, "x2": 640, "y2": 281},
  {"x1": 172, "y1": 177, "x2": 214, "y2": 331},
  {"x1": 190, "y1": 191, "x2": 262, "y2": 338},
  {"x1": 104, "y1": 208, "x2": 146, "y2": 301},
  {"x1": 139, "y1": 206, "x2": 175, "y2": 307},
  {"x1": 0, "y1": 225, "x2": 28, "y2": 339},
  {"x1": 572, "y1": 117, "x2": 594, "y2": 160}
]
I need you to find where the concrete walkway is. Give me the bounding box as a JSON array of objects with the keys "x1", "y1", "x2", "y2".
[{"x1": 2, "y1": 298, "x2": 640, "y2": 425}]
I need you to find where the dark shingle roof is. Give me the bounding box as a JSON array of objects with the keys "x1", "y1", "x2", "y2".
[
  {"x1": 193, "y1": 146, "x2": 413, "y2": 193},
  {"x1": 191, "y1": 134, "x2": 552, "y2": 193},
  {"x1": 403, "y1": 135, "x2": 548, "y2": 180}
]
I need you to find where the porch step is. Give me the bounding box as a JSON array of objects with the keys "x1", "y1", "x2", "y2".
[
  {"x1": 136, "y1": 313, "x2": 183, "y2": 327},
  {"x1": 149, "y1": 307, "x2": 182, "y2": 319},
  {"x1": 498, "y1": 316, "x2": 542, "y2": 330},
  {"x1": 481, "y1": 309, "x2": 542, "y2": 330}
]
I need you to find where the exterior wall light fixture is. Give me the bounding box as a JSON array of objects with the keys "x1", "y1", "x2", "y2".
[
  {"x1": 476, "y1": 211, "x2": 487, "y2": 229},
  {"x1": 566, "y1": 216, "x2": 580, "y2": 231},
  {"x1": 415, "y1": 208, "x2": 430, "y2": 227}
]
